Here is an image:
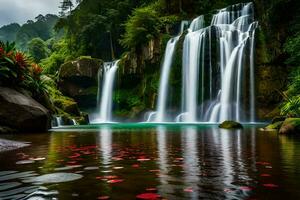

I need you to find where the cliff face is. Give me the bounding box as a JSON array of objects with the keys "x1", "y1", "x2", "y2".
[{"x1": 254, "y1": 0, "x2": 300, "y2": 119}]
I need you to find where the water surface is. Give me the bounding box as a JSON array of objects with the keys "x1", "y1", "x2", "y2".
[{"x1": 0, "y1": 124, "x2": 300, "y2": 199}]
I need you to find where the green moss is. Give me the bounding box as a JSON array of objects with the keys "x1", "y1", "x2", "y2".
[
  {"x1": 266, "y1": 121, "x2": 283, "y2": 130},
  {"x1": 219, "y1": 121, "x2": 243, "y2": 129},
  {"x1": 279, "y1": 118, "x2": 300, "y2": 134}
]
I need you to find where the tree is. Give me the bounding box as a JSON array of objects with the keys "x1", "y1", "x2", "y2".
[
  {"x1": 59, "y1": 0, "x2": 74, "y2": 17},
  {"x1": 27, "y1": 38, "x2": 50, "y2": 63}
]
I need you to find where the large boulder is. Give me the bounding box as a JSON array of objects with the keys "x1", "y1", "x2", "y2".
[
  {"x1": 219, "y1": 121, "x2": 243, "y2": 129},
  {"x1": 279, "y1": 118, "x2": 300, "y2": 134},
  {"x1": 0, "y1": 87, "x2": 51, "y2": 133},
  {"x1": 58, "y1": 57, "x2": 102, "y2": 109}
]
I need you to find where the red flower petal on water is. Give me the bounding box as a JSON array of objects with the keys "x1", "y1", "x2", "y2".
[
  {"x1": 149, "y1": 170, "x2": 160, "y2": 172},
  {"x1": 98, "y1": 196, "x2": 110, "y2": 199},
  {"x1": 67, "y1": 161, "x2": 77, "y2": 164},
  {"x1": 113, "y1": 166, "x2": 124, "y2": 170},
  {"x1": 112, "y1": 157, "x2": 123, "y2": 161},
  {"x1": 107, "y1": 179, "x2": 124, "y2": 183},
  {"x1": 184, "y1": 188, "x2": 194, "y2": 192},
  {"x1": 260, "y1": 174, "x2": 271, "y2": 177},
  {"x1": 239, "y1": 186, "x2": 253, "y2": 191},
  {"x1": 136, "y1": 193, "x2": 161, "y2": 199},
  {"x1": 224, "y1": 188, "x2": 233, "y2": 193},
  {"x1": 138, "y1": 158, "x2": 151, "y2": 162},
  {"x1": 132, "y1": 164, "x2": 140, "y2": 168},
  {"x1": 263, "y1": 184, "x2": 279, "y2": 188},
  {"x1": 146, "y1": 188, "x2": 157, "y2": 191},
  {"x1": 256, "y1": 161, "x2": 271, "y2": 166},
  {"x1": 105, "y1": 176, "x2": 119, "y2": 179},
  {"x1": 69, "y1": 153, "x2": 81, "y2": 159}
]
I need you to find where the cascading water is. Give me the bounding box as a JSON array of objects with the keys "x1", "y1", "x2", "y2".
[
  {"x1": 147, "y1": 36, "x2": 180, "y2": 122},
  {"x1": 94, "y1": 60, "x2": 119, "y2": 123},
  {"x1": 149, "y1": 2, "x2": 257, "y2": 123},
  {"x1": 147, "y1": 20, "x2": 204, "y2": 122}
]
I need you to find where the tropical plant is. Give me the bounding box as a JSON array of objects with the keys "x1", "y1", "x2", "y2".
[
  {"x1": 0, "y1": 40, "x2": 48, "y2": 95},
  {"x1": 0, "y1": 41, "x2": 29, "y2": 85},
  {"x1": 281, "y1": 96, "x2": 300, "y2": 117},
  {"x1": 280, "y1": 68, "x2": 300, "y2": 117}
]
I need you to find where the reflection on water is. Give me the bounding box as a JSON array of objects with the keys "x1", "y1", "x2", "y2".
[
  {"x1": 0, "y1": 126, "x2": 300, "y2": 199},
  {"x1": 99, "y1": 127, "x2": 113, "y2": 167}
]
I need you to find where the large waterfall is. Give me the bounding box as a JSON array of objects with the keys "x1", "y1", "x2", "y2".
[
  {"x1": 152, "y1": 2, "x2": 258, "y2": 123},
  {"x1": 94, "y1": 60, "x2": 119, "y2": 123}
]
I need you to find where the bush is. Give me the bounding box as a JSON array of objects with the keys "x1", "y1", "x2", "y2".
[
  {"x1": 280, "y1": 32, "x2": 300, "y2": 117},
  {"x1": 121, "y1": 5, "x2": 161, "y2": 49},
  {"x1": 0, "y1": 40, "x2": 47, "y2": 96},
  {"x1": 41, "y1": 39, "x2": 72, "y2": 75}
]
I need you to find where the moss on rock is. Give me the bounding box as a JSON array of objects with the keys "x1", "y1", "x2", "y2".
[
  {"x1": 219, "y1": 121, "x2": 243, "y2": 129},
  {"x1": 279, "y1": 118, "x2": 300, "y2": 134},
  {"x1": 265, "y1": 121, "x2": 284, "y2": 130}
]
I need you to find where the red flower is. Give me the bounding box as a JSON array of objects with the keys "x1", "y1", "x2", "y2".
[
  {"x1": 15, "y1": 52, "x2": 26, "y2": 69},
  {"x1": 6, "y1": 51, "x2": 13, "y2": 58},
  {"x1": 0, "y1": 47, "x2": 4, "y2": 56},
  {"x1": 32, "y1": 63, "x2": 43, "y2": 75}
]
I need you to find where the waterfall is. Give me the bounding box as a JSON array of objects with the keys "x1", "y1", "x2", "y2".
[
  {"x1": 94, "y1": 60, "x2": 119, "y2": 123},
  {"x1": 148, "y1": 36, "x2": 180, "y2": 122},
  {"x1": 179, "y1": 2, "x2": 258, "y2": 123},
  {"x1": 147, "y1": 20, "x2": 196, "y2": 122},
  {"x1": 148, "y1": 2, "x2": 257, "y2": 123}
]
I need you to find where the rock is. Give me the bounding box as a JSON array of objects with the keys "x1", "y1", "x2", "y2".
[
  {"x1": 0, "y1": 87, "x2": 51, "y2": 132},
  {"x1": 219, "y1": 121, "x2": 243, "y2": 129},
  {"x1": 264, "y1": 121, "x2": 284, "y2": 131},
  {"x1": 279, "y1": 118, "x2": 300, "y2": 134},
  {"x1": 272, "y1": 116, "x2": 286, "y2": 124},
  {"x1": 0, "y1": 138, "x2": 30, "y2": 152},
  {"x1": 58, "y1": 57, "x2": 102, "y2": 108},
  {"x1": 0, "y1": 126, "x2": 17, "y2": 134},
  {"x1": 53, "y1": 98, "x2": 80, "y2": 116}
]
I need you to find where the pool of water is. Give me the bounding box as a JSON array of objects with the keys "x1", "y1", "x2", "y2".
[{"x1": 0, "y1": 124, "x2": 300, "y2": 199}]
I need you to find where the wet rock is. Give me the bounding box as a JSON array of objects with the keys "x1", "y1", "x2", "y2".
[
  {"x1": 0, "y1": 139, "x2": 30, "y2": 152},
  {"x1": 25, "y1": 173, "x2": 83, "y2": 184},
  {"x1": 0, "y1": 126, "x2": 17, "y2": 134},
  {"x1": 272, "y1": 116, "x2": 286, "y2": 124},
  {"x1": 265, "y1": 121, "x2": 284, "y2": 131},
  {"x1": 0, "y1": 87, "x2": 51, "y2": 133},
  {"x1": 58, "y1": 57, "x2": 102, "y2": 108},
  {"x1": 219, "y1": 121, "x2": 243, "y2": 129},
  {"x1": 279, "y1": 118, "x2": 300, "y2": 134}
]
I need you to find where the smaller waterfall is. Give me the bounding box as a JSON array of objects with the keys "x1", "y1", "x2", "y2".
[
  {"x1": 147, "y1": 20, "x2": 191, "y2": 122},
  {"x1": 153, "y1": 36, "x2": 180, "y2": 122},
  {"x1": 54, "y1": 116, "x2": 63, "y2": 127},
  {"x1": 189, "y1": 15, "x2": 205, "y2": 32},
  {"x1": 94, "y1": 60, "x2": 119, "y2": 123},
  {"x1": 71, "y1": 119, "x2": 77, "y2": 125}
]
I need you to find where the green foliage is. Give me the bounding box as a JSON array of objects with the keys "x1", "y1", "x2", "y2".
[
  {"x1": 27, "y1": 38, "x2": 50, "y2": 63},
  {"x1": 15, "y1": 14, "x2": 59, "y2": 50},
  {"x1": 0, "y1": 40, "x2": 47, "y2": 96},
  {"x1": 281, "y1": 68, "x2": 300, "y2": 117},
  {"x1": 281, "y1": 96, "x2": 300, "y2": 117},
  {"x1": 0, "y1": 23, "x2": 21, "y2": 42},
  {"x1": 284, "y1": 32, "x2": 300, "y2": 67},
  {"x1": 54, "y1": 0, "x2": 157, "y2": 60},
  {"x1": 121, "y1": 3, "x2": 165, "y2": 49},
  {"x1": 281, "y1": 29, "x2": 300, "y2": 117},
  {"x1": 0, "y1": 41, "x2": 27, "y2": 85},
  {"x1": 41, "y1": 39, "x2": 72, "y2": 75}
]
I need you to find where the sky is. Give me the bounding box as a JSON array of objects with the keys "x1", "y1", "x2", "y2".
[{"x1": 0, "y1": 0, "x2": 61, "y2": 27}]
